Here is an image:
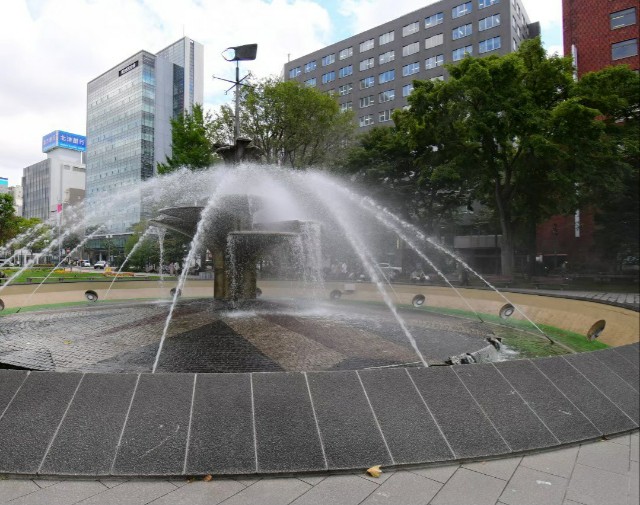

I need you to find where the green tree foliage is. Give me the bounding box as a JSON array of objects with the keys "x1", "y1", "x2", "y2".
[
  {"x1": 124, "y1": 222, "x2": 191, "y2": 272},
  {"x1": 157, "y1": 104, "x2": 218, "y2": 174},
  {"x1": 211, "y1": 78, "x2": 356, "y2": 168},
  {"x1": 0, "y1": 193, "x2": 19, "y2": 245},
  {"x1": 387, "y1": 38, "x2": 633, "y2": 276}
]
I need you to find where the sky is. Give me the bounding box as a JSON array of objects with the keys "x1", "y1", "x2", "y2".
[{"x1": 0, "y1": 0, "x2": 563, "y2": 186}]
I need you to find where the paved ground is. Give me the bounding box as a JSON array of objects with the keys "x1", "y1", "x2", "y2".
[
  {"x1": 509, "y1": 289, "x2": 640, "y2": 311},
  {"x1": 0, "y1": 431, "x2": 636, "y2": 505}
]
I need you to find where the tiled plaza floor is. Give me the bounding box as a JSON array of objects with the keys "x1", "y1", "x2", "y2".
[{"x1": 0, "y1": 432, "x2": 637, "y2": 505}]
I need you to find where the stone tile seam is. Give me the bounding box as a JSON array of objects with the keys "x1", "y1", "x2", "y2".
[
  {"x1": 303, "y1": 372, "x2": 329, "y2": 471},
  {"x1": 560, "y1": 355, "x2": 638, "y2": 426},
  {"x1": 591, "y1": 352, "x2": 639, "y2": 393},
  {"x1": 356, "y1": 370, "x2": 396, "y2": 466},
  {"x1": 490, "y1": 363, "x2": 561, "y2": 445},
  {"x1": 110, "y1": 373, "x2": 141, "y2": 475},
  {"x1": 37, "y1": 373, "x2": 85, "y2": 474},
  {"x1": 405, "y1": 368, "x2": 457, "y2": 460},
  {"x1": 181, "y1": 373, "x2": 198, "y2": 475},
  {"x1": 249, "y1": 373, "x2": 259, "y2": 474},
  {"x1": 0, "y1": 370, "x2": 30, "y2": 422},
  {"x1": 450, "y1": 367, "x2": 513, "y2": 453},
  {"x1": 611, "y1": 345, "x2": 640, "y2": 369}
]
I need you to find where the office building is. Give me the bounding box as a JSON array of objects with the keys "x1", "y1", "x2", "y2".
[
  {"x1": 284, "y1": 0, "x2": 538, "y2": 130},
  {"x1": 21, "y1": 131, "x2": 86, "y2": 222},
  {"x1": 85, "y1": 37, "x2": 204, "y2": 234},
  {"x1": 563, "y1": 0, "x2": 638, "y2": 77}
]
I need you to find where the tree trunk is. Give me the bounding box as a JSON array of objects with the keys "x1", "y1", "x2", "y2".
[{"x1": 495, "y1": 183, "x2": 514, "y2": 277}]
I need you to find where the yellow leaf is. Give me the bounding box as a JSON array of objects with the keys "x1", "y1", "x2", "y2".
[
  {"x1": 203, "y1": 474, "x2": 213, "y2": 482},
  {"x1": 63, "y1": 340, "x2": 72, "y2": 345},
  {"x1": 366, "y1": 465, "x2": 382, "y2": 478}
]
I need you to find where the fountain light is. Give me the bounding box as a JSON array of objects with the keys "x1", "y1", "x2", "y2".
[
  {"x1": 499, "y1": 303, "x2": 515, "y2": 319},
  {"x1": 329, "y1": 289, "x2": 342, "y2": 300},
  {"x1": 412, "y1": 294, "x2": 426, "y2": 307},
  {"x1": 84, "y1": 290, "x2": 98, "y2": 302},
  {"x1": 587, "y1": 320, "x2": 606, "y2": 340},
  {"x1": 170, "y1": 288, "x2": 182, "y2": 298}
]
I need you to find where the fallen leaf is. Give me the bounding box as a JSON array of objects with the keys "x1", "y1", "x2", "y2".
[
  {"x1": 366, "y1": 465, "x2": 382, "y2": 478},
  {"x1": 203, "y1": 474, "x2": 213, "y2": 482},
  {"x1": 63, "y1": 340, "x2": 72, "y2": 345}
]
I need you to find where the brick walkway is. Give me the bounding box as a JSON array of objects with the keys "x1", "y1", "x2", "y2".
[{"x1": 0, "y1": 432, "x2": 636, "y2": 505}]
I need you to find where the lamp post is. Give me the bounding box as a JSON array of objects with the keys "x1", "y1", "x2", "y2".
[{"x1": 106, "y1": 234, "x2": 113, "y2": 265}]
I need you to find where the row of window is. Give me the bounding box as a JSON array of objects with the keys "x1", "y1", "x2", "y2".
[
  {"x1": 612, "y1": 38, "x2": 638, "y2": 60},
  {"x1": 610, "y1": 8, "x2": 636, "y2": 30},
  {"x1": 358, "y1": 109, "x2": 395, "y2": 126},
  {"x1": 290, "y1": 0, "x2": 504, "y2": 78}
]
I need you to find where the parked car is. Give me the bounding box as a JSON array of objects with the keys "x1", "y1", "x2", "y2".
[
  {"x1": 81, "y1": 260, "x2": 91, "y2": 267},
  {"x1": 94, "y1": 261, "x2": 108, "y2": 269},
  {"x1": 376, "y1": 263, "x2": 402, "y2": 280}
]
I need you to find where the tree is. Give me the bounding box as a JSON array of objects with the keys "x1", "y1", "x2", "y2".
[
  {"x1": 400, "y1": 38, "x2": 630, "y2": 276},
  {"x1": 157, "y1": 104, "x2": 218, "y2": 174},
  {"x1": 0, "y1": 194, "x2": 24, "y2": 246},
  {"x1": 211, "y1": 78, "x2": 356, "y2": 169}
]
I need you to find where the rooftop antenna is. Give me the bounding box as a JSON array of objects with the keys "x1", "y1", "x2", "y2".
[{"x1": 213, "y1": 44, "x2": 258, "y2": 142}]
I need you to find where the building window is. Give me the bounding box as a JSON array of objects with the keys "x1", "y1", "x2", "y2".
[
  {"x1": 322, "y1": 71, "x2": 336, "y2": 84},
  {"x1": 305, "y1": 78, "x2": 316, "y2": 87},
  {"x1": 304, "y1": 60, "x2": 317, "y2": 73},
  {"x1": 425, "y1": 33, "x2": 444, "y2": 49},
  {"x1": 379, "y1": 109, "x2": 394, "y2": 122},
  {"x1": 426, "y1": 54, "x2": 444, "y2": 69},
  {"x1": 453, "y1": 45, "x2": 473, "y2": 60},
  {"x1": 359, "y1": 95, "x2": 375, "y2": 108},
  {"x1": 425, "y1": 12, "x2": 444, "y2": 28},
  {"x1": 612, "y1": 39, "x2": 638, "y2": 60},
  {"x1": 322, "y1": 54, "x2": 335, "y2": 66},
  {"x1": 610, "y1": 8, "x2": 636, "y2": 30},
  {"x1": 339, "y1": 65, "x2": 353, "y2": 78},
  {"x1": 478, "y1": 0, "x2": 499, "y2": 8},
  {"x1": 360, "y1": 39, "x2": 375, "y2": 52},
  {"x1": 338, "y1": 83, "x2": 353, "y2": 95},
  {"x1": 380, "y1": 30, "x2": 395, "y2": 45},
  {"x1": 360, "y1": 58, "x2": 375, "y2": 71},
  {"x1": 452, "y1": 2, "x2": 472, "y2": 18},
  {"x1": 360, "y1": 76, "x2": 375, "y2": 89},
  {"x1": 339, "y1": 47, "x2": 353, "y2": 60},
  {"x1": 403, "y1": 62, "x2": 421, "y2": 76},
  {"x1": 403, "y1": 22, "x2": 420, "y2": 36},
  {"x1": 513, "y1": 37, "x2": 518, "y2": 50},
  {"x1": 379, "y1": 89, "x2": 395, "y2": 102},
  {"x1": 403, "y1": 41, "x2": 420, "y2": 56},
  {"x1": 359, "y1": 114, "x2": 374, "y2": 127},
  {"x1": 340, "y1": 101, "x2": 353, "y2": 112},
  {"x1": 379, "y1": 69, "x2": 395, "y2": 83},
  {"x1": 453, "y1": 23, "x2": 473, "y2": 40},
  {"x1": 379, "y1": 50, "x2": 395, "y2": 64},
  {"x1": 289, "y1": 67, "x2": 301, "y2": 78},
  {"x1": 479, "y1": 14, "x2": 500, "y2": 31},
  {"x1": 479, "y1": 36, "x2": 501, "y2": 53}
]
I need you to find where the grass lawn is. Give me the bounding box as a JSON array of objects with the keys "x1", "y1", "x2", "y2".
[{"x1": 0, "y1": 267, "x2": 160, "y2": 284}]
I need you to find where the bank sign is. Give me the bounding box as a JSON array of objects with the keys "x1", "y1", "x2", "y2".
[{"x1": 42, "y1": 130, "x2": 86, "y2": 153}]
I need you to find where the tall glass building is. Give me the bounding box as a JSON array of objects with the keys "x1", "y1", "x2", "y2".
[{"x1": 85, "y1": 37, "x2": 204, "y2": 235}]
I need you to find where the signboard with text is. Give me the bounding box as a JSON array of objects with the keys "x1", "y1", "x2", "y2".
[{"x1": 42, "y1": 130, "x2": 86, "y2": 153}]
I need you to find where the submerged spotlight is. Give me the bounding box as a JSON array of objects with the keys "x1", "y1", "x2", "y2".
[
  {"x1": 412, "y1": 294, "x2": 426, "y2": 307},
  {"x1": 170, "y1": 288, "x2": 182, "y2": 298},
  {"x1": 587, "y1": 320, "x2": 606, "y2": 341},
  {"x1": 499, "y1": 304, "x2": 515, "y2": 319},
  {"x1": 329, "y1": 289, "x2": 342, "y2": 300},
  {"x1": 85, "y1": 290, "x2": 98, "y2": 302},
  {"x1": 0, "y1": 299, "x2": 4, "y2": 311}
]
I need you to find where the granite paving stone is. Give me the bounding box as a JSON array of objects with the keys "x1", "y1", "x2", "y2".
[
  {"x1": 0, "y1": 479, "x2": 40, "y2": 503},
  {"x1": 0, "y1": 372, "x2": 82, "y2": 474},
  {"x1": 360, "y1": 471, "x2": 442, "y2": 505},
  {"x1": 39, "y1": 373, "x2": 138, "y2": 475},
  {"x1": 612, "y1": 343, "x2": 640, "y2": 367},
  {"x1": 72, "y1": 481, "x2": 178, "y2": 505},
  {"x1": 358, "y1": 368, "x2": 454, "y2": 464},
  {"x1": 564, "y1": 463, "x2": 630, "y2": 505},
  {"x1": 499, "y1": 466, "x2": 568, "y2": 505},
  {"x1": 32, "y1": 479, "x2": 61, "y2": 489},
  {"x1": 493, "y1": 360, "x2": 600, "y2": 443},
  {"x1": 409, "y1": 367, "x2": 510, "y2": 459},
  {"x1": 533, "y1": 356, "x2": 637, "y2": 433},
  {"x1": 577, "y1": 439, "x2": 630, "y2": 475},
  {"x1": 7, "y1": 480, "x2": 107, "y2": 505},
  {"x1": 631, "y1": 433, "x2": 639, "y2": 462},
  {"x1": 409, "y1": 465, "x2": 457, "y2": 484},
  {"x1": 252, "y1": 372, "x2": 326, "y2": 473},
  {"x1": 592, "y1": 348, "x2": 639, "y2": 391},
  {"x1": 218, "y1": 478, "x2": 310, "y2": 505},
  {"x1": 0, "y1": 369, "x2": 28, "y2": 416},
  {"x1": 289, "y1": 474, "x2": 378, "y2": 505},
  {"x1": 146, "y1": 479, "x2": 245, "y2": 505},
  {"x1": 520, "y1": 446, "x2": 579, "y2": 479},
  {"x1": 306, "y1": 371, "x2": 392, "y2": 469},
  {"x1": 430, "y1": 468, "x2": 506, "y2": 505},
  {"x1": 563, "y1": 353, "x2": 639, "y2": 423},
  {"x1": 462, "y1": 457, "x2": 522, "y2": 481},
  {"x1": 184, "y1": 373, "x2": 255, "y2": 475},
  {"x1": 630, "y1": 460, "x2": 639, "y2": 504},
  {"x1": 111, "y1": 373, "x2": 194, "y2": 476},
  {"x1": 453, "y1": 364, "x2": 558, "y2": 451}
]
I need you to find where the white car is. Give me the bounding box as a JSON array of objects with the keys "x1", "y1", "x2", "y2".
[
  {"x1": 81, "y1": 260, "x2": 91, "y2": 267},
  {"x1": 376, "y1": 263, "x2": 402, "y2": 279},
  {"x1": 94, "y1": 261, "x2": 108, "y2": 269}
]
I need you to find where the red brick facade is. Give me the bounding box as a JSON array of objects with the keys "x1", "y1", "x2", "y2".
[{"x1": 563, "y1": 0, "x2": 639, "y2": 76}]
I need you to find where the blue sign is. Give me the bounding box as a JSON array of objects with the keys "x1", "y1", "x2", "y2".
[
  {"x1": 0, "y1": 177, "x2": 8, "y2": 186},
  {"x1": 42, "y1": 130, "x2": 86, "y2": 153}
]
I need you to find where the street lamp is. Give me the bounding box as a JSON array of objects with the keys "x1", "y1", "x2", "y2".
[{"x1": 106, "y1": 234, "x2": 113, "y2": 265}]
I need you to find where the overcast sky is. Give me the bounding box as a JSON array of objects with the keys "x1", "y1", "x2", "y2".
[{"x1": 0, "y1": 0, "x2": 562, "y2": 186}]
